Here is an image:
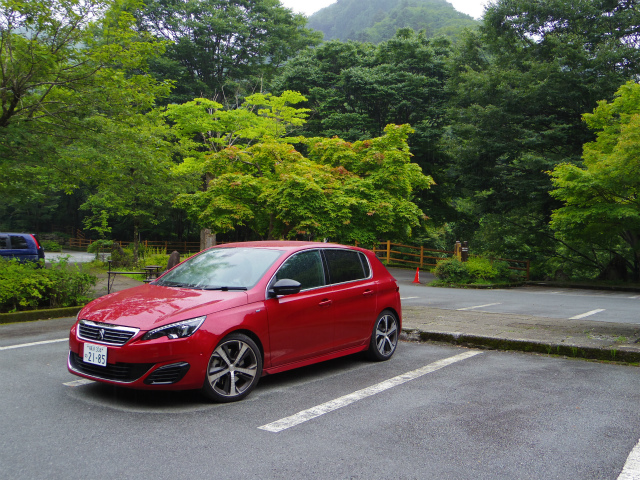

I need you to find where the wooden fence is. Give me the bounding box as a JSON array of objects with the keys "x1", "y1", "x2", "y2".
[
  {"x1": 67, "y1": 238, "x2": 200, "y2": 254},
  {"x1": 370, "y1": 241, "x2": 530, "y2": 280},
  {"x1": 67, "y1": 237, "x2": 530, "y2": 279}
]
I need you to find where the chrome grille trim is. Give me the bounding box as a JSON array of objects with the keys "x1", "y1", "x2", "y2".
[{"x1": 78, "y1": 320, "x2": 139, "y2": 346}]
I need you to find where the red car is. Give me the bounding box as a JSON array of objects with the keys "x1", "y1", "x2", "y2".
[{"x1": 68, "y1": 241, "x2": 401, "y2": 402}]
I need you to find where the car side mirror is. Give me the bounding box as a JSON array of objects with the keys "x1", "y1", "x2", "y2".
[{"x1": 269, "y1": 279, "x2": 301, "y2": 297}]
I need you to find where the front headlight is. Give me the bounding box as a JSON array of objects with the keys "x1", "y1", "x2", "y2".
[{"x1": 142, "y1": 316, "x2": 206, "y2": 341}]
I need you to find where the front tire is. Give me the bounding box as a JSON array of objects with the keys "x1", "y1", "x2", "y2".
[
  {"x1": 367, "y1": 310, "x2": 399, "y2": 361},
  {"x1": 202, "y1": 333, "x2": 262, "y2": 402}
]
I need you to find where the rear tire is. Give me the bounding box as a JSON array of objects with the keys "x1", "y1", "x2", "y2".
[
  {"x1": 202, "y1": 333, "x2": 262, "y2": 402},
  {"x1": 367, "y1": 310, "x2": 399, "y2": 361}
]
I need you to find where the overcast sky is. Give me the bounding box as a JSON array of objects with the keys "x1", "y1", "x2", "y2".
[{"x1": 279, "y1": 0, "x2": 490, "y2": 20}]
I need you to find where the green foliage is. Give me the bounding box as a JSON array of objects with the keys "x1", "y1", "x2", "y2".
[
  {"x1": 433, "y1": 258, "x2": 470, "y2": 283},
  {"x1": 434, "y1": 257, "x2": 515, "y2": 284},
  {"x1": 443, "y1": 0, "x2": 640, "y2": 270},
  {"x1": 41, "y1": 241, "x2": 62, "y2": 252},
  {"x1": 0, "y1": 0, "x2": 172, "y2": 198},
  {"x1": 549, "y1": 81, "x2": 640, "y2": 280},
  {"x1": 307, "y1": 0, "x2": 478, "y2": 43},
  {"x1": 176, "y1": 124, "x2": 434, "y2": 243},
  {"x1": 273, "y1": 31, "x2": 454, "y2": 221},
  {"x1": 0, "y1": 258, "x2": 96, "y2": 312},
  {"x1": 133, "y1": 0, "x2": 322, "y2": 105},
  {"x1": 110, "y1": 244, "x2": 135, "y2": 269}
]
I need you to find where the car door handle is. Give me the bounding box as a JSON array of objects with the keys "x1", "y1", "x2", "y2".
[
  {"x1": 362, "y1": 289, "x2": 375, "y2": 297},
  {"x1": 318, "y1": 299, "x2": 333, "y2": 307}
]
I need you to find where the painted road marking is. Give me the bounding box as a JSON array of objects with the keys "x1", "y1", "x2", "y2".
[
  {"x1": 400, "y1": 297, "x2": 419, "y2": 300},
  {"x1": 64, "y1": 379, "x2": 95, "y2": 387},
  {"x1": 629, "y1": 296, "x2": 640, "y2": 300},
  {"x1": 457, "y1": 303, "x2": 501, "y2": 311},
  {"x1": 618, "y1": 438, "x2": 640, "y2": 480},
  {"x1": 0, "y1": 338, "x2": 67, "y2": 351},
  {"x1": 258, "y1": 350, "x2": 483, "y2": 433},
  {"x1": 569, "y1": 309, "x2": 606, "y2": 320}
]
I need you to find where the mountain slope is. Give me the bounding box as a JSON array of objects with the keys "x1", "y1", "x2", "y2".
[{"x1": 308, "y1": 0, "x2": 478, "y2": 43}]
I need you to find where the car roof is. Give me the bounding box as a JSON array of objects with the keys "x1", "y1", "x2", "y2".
[{"x1": 213, "y1": 240, "x2": 353, "y2": 252}]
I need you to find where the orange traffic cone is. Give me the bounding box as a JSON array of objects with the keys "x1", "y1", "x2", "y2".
[{"x1": 412, "y1": 267, "x2": 420, "y2": 284}]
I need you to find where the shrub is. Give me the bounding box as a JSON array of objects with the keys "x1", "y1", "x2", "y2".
[
  {"x1": 434, "y1": 257, "x2": 520, "y2": 285},
  {"x1": 41, "y1": 240, "x2": 62, "y2": 252},
  {"x1": 0, "y1": 257, "x2": 97, "y2": 313},
  {"x1": 466, "y1": 257, "x2": 499, "y2": 281},
  {"x1": 87, "y1": 239, "x2": 114, "y2": 254},
  {"x1": 433, "y1": 258, "x2": 471, "y2": 283},
  {"x1": 110, "y1": 243, "x2": 134, "y2": 269}
]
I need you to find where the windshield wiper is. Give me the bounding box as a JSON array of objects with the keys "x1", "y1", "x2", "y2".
[{"x1": 199, "y1": 286, "x2": 248, "y2": 291}]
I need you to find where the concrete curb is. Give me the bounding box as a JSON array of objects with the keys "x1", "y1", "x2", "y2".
[
  {"x1": 402, "y1": 328, "x2": 640, "y2": 364},
  {"x1": 0, "y1": 306, "x2": 82, "y2": 324}
]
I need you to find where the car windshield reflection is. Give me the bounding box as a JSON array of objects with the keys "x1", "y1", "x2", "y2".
[{"x1": 155, "y1": 247, "x2": 284, "y2": 290}]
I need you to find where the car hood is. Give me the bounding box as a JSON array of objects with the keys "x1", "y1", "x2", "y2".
[{"x1": 78, "y1": 284, "x2": 249, "y2": 329}]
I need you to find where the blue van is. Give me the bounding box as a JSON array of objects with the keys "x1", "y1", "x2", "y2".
[{"x1": 0, "y1": 233, "x2": 45, "y2": 262}]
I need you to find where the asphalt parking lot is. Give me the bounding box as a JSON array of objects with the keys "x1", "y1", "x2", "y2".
[{"x1": 2, "y1": 317, "x2": 640, "y2": 479}]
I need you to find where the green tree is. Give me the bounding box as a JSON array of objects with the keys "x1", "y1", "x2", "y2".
[
  {"x1": 176, "y1": 124, "x2": 434, "y2": 243},
  {"x1": 273, "y1": 30, "x2": 454, "y2": 223},
  {"x1": 74, "y1": 111, "x2": 178, "y2": 262},
  {"x1": 0, "y1": 0, "x2": 172, "y2": 230},
  {"x1": 550, "y1": 81, "x2": 640, "y2": 281},
  {"x1": 443, "y1": 0, "x2": 640, "y2": 261},
  {"x1": 133, "y1": 0, "x2": 322, "y2": 105}
]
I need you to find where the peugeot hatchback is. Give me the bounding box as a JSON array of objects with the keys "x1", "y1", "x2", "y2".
[{"x1": 68, "y1": 241, "x2": 401, "y2": 402}]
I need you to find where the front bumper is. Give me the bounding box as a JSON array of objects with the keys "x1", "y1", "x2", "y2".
[{"x1": 67, "y1": 324, "x2": 212, "y2": 390}]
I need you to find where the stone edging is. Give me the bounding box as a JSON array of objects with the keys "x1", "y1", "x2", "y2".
[{"x1": 402, "y1": 328, "x2": 640, "y2": 364}]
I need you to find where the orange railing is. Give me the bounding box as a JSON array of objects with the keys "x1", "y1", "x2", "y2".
[{"x1": 368, "y1": 241, "x2": 530, "y2": 280}]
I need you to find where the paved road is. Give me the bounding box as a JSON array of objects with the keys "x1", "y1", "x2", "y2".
[
  {"x1": 45, "y1": 250, "x2": 103, "y2": 263},
  {"x1": 2, "y1": 318, "x2": 640, "y2": 479},
  {"x1": 391, "y1": 268, "x2": 640, "y2": 325}
]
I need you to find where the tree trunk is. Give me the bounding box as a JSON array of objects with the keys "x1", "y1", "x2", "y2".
[
  {"x1": 200, "y1": 229, "x2": 216, "y2": 251},
  {"x1": 133, "y1": 221, "x2": 140, "y2": 265}
]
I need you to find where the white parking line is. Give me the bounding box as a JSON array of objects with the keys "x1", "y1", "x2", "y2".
[
  {"x1": 400, "y1": 297, "x2": 419, "y2": 300},
  {"x1": 457, "y1": 303, "x2": 501, "y2": 311},
  {"x1": 0, "y1": 338, "x2": 67, "y2": 351},
  {"x1": 258, "y1": 350, "x2": 483, "y2": 433},
  {"x1": 64, "y1": 379, "x2": 94, "y2": 387},
  {"x1": 618, "y1": 438, "x2": 640, "y2": 480},
  {"x1": 629, "y1": 296, "x2": 640, "y2": 300},
  {"x1": 569, "y1": 309, "x2": 605, "y2": 320}
]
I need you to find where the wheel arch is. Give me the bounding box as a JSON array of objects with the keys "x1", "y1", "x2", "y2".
[
  {"x1": 378, "y1": 307, "x2": 401, "y2": 329},
  {"x1": 225, "y1": 328, "x2": 265, "y2": 364}
]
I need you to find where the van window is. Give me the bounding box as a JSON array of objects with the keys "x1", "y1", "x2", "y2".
[
  {"x1": 10, "y1": 235, "x2": 29, "y2": 249},
  {"x1": 0, "y1": 236, "x2": 8, "y2": 249},
  {"x1": 324, "y1": 249, "x2": 368, "y2": 284},
  {"x1": 274, "y1": 250, "x2": 325, "y2": 290}
]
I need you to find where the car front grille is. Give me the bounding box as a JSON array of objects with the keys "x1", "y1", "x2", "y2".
[
  {"x1": 78, "y1": 320, "x2": 139, "y2": 346},
  {"x1": 69, "y1": 352, "x2": 154, "y2": 383}
]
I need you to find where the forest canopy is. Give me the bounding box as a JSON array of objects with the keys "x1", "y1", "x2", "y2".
[{"x1": 2, "y1": 0, "x2": 640, "y2": 281}]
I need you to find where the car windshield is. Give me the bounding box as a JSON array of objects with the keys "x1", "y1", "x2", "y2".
[{"x1": 155, "y1": 247, "x2": 284, "y2": 290}]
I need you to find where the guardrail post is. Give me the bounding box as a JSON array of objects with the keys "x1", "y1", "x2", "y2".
[
  {"x1": 420, "y1": 246, "x2": 424, "y2": 267},
  {"x1": 526, "y1": 260, "x2": 530, "y2": 281},
  {"x1": 386, "y1": 240, "x2": 391, "y2": 264}
]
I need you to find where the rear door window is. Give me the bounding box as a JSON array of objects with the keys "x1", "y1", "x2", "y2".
[
  {"x1": 323, "y1": 249, "x2": 369, "y2": 284},
  {"x1": 9, "y1": 235, "x2": 29, "y2": 249},
  {"x1": 0, "y1": 236, "x2": 8, "y2": 249}
]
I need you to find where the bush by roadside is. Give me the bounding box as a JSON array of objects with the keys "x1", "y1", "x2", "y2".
[
  {"x1": 41, "y1": 240, "x2": 63, "y2": 252},
  {"x1": 0, "y1": 258, "x2": 97, "y2": 313},
  {"x1": 432, "y1": 257, "x2": 522, "y2": 286}
]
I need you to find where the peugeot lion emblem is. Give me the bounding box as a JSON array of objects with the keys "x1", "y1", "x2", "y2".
[{"x1": 98, "y1": 329, "x2": 105, "y2": 341}]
